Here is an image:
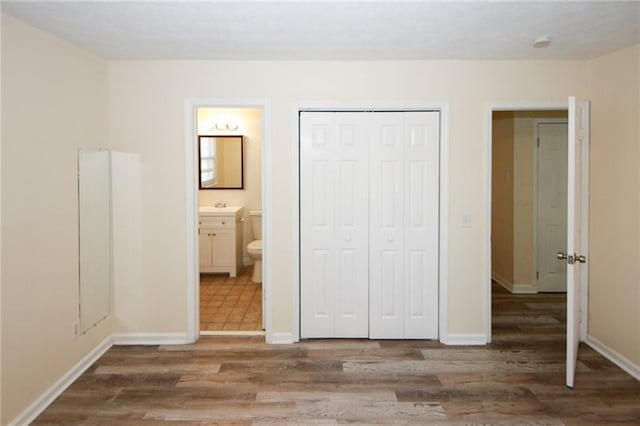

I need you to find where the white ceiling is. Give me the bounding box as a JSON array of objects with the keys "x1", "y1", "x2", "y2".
[{"x1": 2, "y1": 1, "x2": 639, "y2": 60}]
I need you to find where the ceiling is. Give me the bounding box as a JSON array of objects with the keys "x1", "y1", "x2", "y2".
[{"x1": 2, "y1": 1, "x2": 639, "y2": 61}]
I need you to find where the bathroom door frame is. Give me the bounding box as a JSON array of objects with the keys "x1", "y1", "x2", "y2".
[
  {"x1": 184, "y1": 98, "x2": 273, "y2": 343},
  {"x1": 291, "y1": 101, "x2": 450, "y2": 343}
]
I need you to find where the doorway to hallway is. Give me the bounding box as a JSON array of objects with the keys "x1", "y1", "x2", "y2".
[{"x1": 490, "y1": 110, "x2": 568, "y2": 296}]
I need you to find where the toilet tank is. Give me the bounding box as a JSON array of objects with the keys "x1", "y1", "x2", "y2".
[{"x1": 250, "y1": 210, "x2": 262, "y2": 240}]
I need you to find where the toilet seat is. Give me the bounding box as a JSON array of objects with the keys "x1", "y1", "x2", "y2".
[
  {"x1": 247, "y1": 239, "x2": 262, "y2": 283},
  {"x1": 247, "y1": 239, "x2": 262, "y2": 254}
]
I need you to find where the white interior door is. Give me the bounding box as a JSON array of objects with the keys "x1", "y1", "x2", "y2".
[
  {"x1": 369, "y1": 112, "x2": 439, "y2": 339},
  {"x1": 536, "y1": 122, "x2": 568, "y2": 292},
  {"x1": 564, "y1": 97, "x2": 590, "y2": 388},
  {"x1": 300, "y1": 112, "x2": 370, "y2": 338}
]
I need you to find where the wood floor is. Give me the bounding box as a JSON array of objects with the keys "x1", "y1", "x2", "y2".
[{"x1": 35, "y1": 283, "x2": 640, "y2": 424}]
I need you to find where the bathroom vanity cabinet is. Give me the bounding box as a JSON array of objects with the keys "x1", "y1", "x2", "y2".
[{"x1": 199, "y1": 206, "x2": 243, "y2": 277}]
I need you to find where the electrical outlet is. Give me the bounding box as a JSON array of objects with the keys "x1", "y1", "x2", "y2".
[
  {"x1": 72, "y1": 319, "x2": 80, "y2": 337},
  {"x1": 462, "y1": 214, "x2": 472, "y2": 228}
]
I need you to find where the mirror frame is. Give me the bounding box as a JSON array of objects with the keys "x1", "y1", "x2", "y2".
[{"x1": 198, "y1": 135, "x2": 244, "y2": 190}]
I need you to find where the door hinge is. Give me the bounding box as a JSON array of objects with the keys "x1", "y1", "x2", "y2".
[
  {"x1": 579, "y1": 127, "x2": 584, "y2": 142},
  {"x1": 537, "y1": 137, "x2": 540, "y2": 147},
  {"x1": 536, "y1": 271, "x2": 539, "y2": 280}
]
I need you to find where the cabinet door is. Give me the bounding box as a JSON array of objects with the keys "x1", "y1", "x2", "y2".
[
  {"x1": 211, "y1": 229, "x2": 235, "y2": 267},
  {"x1": 199, "y1": 228, "x2": 213, "y2": 267}
]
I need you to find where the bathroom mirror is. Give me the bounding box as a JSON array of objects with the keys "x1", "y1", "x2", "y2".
[
  {"x1": 78, "y1": 149, "x2": 111, "y2": 333},
  {"x1": 199, "y1": 135, "x2": 244, "y2": 189}
]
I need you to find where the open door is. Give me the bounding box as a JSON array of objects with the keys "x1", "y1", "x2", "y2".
[{"x1": 558, "y1": 97, "x2": 589, "y2": 388}]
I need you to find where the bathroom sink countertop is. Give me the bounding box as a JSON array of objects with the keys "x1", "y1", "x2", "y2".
[{"x1": 199, "y1": 206, "x2": 243, "y2": 216}]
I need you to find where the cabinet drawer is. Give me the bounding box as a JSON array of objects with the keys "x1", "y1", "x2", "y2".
[{"x1": 199, "y1": 216, "x2": 236, "y2": 228}]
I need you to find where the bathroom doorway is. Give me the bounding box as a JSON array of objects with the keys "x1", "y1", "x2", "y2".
[{"x1": 195, "y1": 106, "x2": 265, "y2": 335}]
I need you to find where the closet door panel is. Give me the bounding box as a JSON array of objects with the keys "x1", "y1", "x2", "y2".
[
  {"x1": 334, "y1": 113, "x2": 370, "y2": 337},
  {"x1": 369, "y1": 113, "x2": 405, "y2": 339},
  {"x1": 301, "y1": 112, "x2": 369, "y2": 338},
  {"x1": 301, "y1": 113, "x2": 337, "y2": 337},
  {"x1": 403, "y1": 112, "x2": 440, "y2": 338}
]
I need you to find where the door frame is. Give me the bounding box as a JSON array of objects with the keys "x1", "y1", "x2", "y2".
[
  {"x1": 533, "y1": 118, "x2": 569, "y2": 293},
  {"x1": 485, "y1": 101, "x2": 589, "y2": 343},
  {"x1": 291, "y1": 101, "x2": 450, "y2": 343},
  {"x1": 184, "y1": 98, "x2": 272, "y2": 343}
]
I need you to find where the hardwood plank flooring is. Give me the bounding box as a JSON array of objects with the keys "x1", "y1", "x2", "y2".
[{"x1": 35, "y1": 282, "x2": 640, "y2": 424}]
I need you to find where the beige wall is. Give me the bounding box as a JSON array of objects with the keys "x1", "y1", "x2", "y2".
[
  {"x1": 108, "y1": 59, "x2": 590, "y2": 336},
  {"x1": 491, "y1": 112, "x2": 514, "y2": 285},
  {"x1": 197, "y1": 108, "x2": 262, "y2": 262},
  {"x1": 513, "y1": 114, "x2": 534, "y2": 287},
  {"x1": 589, "y1": 45, "x2": 640, "y2": 366},
  {"x1": 1, "y1": 15, "x2": 111, "y2": 423}
]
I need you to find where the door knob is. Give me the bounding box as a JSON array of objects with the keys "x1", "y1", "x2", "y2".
[
  {"x1": 388, "y1": 236, "x2": 394, "y2": 242},
  {"x1": 345, "y1": 236, "x2": 352, "y2": 242},
  {"x1": 557, "y1": 252, "x2": 586, "y2": 265}
]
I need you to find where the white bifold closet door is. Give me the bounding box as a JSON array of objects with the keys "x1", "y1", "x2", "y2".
[
  {"x1": 300, "y1": 112, "x2": 371, "y2": 338},
  {"x1": 300, "y1": 111, "x2": 439, "y2": 339},
  {"x1": 369, "y1": 112, "x2": 439, "y2": 339}
]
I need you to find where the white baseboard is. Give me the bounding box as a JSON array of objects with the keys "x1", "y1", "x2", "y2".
[
  {"x1": 9, "y1": 335, "x2": 113, "y2": 426},
  {"x1": 267, "y1": 332, "x2": 294, "y2": 344},
  {"x1": 492, "y1": 272, "x2": 537, "y2": 294},
  {"x1": 512, "y1": 282, "x2": 538, "y2": 294},
  {"x1": 586, "y1": 334, "x2": 640, "y2": 381},
  {"x1": 442, "y1": 333, "x2": 487, "y2": 346},
  {"x1": 112, "y1": 332, "x2": 192, "y2": 345}
]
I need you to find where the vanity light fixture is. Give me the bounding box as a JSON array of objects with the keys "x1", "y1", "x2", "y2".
[
  {"x1": 533, "y1": 36, "x2": 551, "y2": 48},
  {"x1": 213, "y1": 122, "x2": 239, "y2": 131}
]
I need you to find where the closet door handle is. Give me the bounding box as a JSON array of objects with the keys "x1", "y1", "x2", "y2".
[{"x1": 387, "y1": 236, "x2": 394, "y2": 242}]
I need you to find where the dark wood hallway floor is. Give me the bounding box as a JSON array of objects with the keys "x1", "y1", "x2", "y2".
[{"x1": 34, "y1": 283, "x2": 640, "y2": 424}]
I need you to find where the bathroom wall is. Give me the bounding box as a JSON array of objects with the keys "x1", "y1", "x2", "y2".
[
  {"x1": 1, "y1": 14, "x2": 111, "y2": 423},
  {"x1": 197, "y1": 107, "x2": 263, "y2": 264}
]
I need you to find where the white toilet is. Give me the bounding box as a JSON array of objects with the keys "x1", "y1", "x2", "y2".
[{"x1": 247, "y1": 210, "x2": 262, "y2": 283}]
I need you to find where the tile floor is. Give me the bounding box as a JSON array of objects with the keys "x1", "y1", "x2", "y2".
[{"x1": 199, "y1": 267, "x2": 262, "y2": 332}]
